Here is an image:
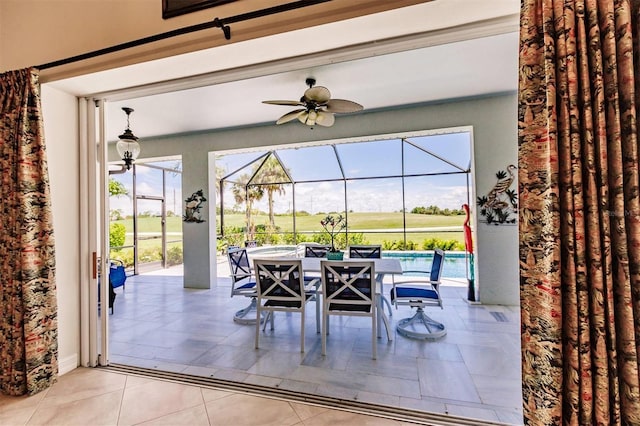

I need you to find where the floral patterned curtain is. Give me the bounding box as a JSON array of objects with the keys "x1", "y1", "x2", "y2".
[
  {"x1": 0, "y1": 68, "x2": 58, "y2": 395},
  {"x1": 519, "y1": 0, "x2": 640, "y2": 424}
]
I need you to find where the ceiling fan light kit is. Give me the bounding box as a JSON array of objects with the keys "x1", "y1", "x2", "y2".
[{"x1": 263, "y1": 78, "x2": 363, "y2": 127}]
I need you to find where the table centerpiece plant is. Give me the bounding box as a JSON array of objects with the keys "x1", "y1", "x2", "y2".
[{"x1": 320, "y1": 214, "x2": 346, "y2": 259}]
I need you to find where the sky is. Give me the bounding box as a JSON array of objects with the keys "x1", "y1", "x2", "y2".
[{"x1": 109, "y1": 132, "x2": 472, "y2": 217}]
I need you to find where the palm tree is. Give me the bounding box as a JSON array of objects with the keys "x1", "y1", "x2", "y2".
[
  {"x1": 231, "y1": 173, "x2": 264, "y2": 240},
  {"x1": 214, "y1": 165, "x2": 225, "y2": 197},
  {"x1": 255, "y1": 156, "x2": 290, "y2": 228}
]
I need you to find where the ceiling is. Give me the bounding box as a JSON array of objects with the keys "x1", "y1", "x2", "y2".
[{"x1": 47, "y1": 1, "x2": 521, "y2": 142}]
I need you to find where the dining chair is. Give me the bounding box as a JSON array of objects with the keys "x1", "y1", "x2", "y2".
[
  {"x1": 389, "y1": 248, "x2": 446, "y2": 339},
  {"x1": 227, "y1": 247, "x2": 261, "y2": 324},
  {"x1": 348, "y1": 245, "x2": 393, "y2": 318},
  {"x1": 301, "y1": 244, "x2": 332, "y2": 332},
  {"x1": 305, "y1": 244, "x2": 332, "y2": 258},
  {"x1": 348, "y1": 245, "x2": 381, "y2": 259},
  {"x1": 320, "y1": 260, "x2": 377, "y2": 359},
  {"x1": 253, "y1": 259, "x2": 313, "y2": 352}
]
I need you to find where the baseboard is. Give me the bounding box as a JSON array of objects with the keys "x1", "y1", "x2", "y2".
[{"x1": 58, "y1": 354, "x2": 78, "y2": 375}]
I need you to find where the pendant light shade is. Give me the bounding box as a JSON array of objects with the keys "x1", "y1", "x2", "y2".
[{"x1": 116, "y1": 107, "x2": 140, "y2": 170}]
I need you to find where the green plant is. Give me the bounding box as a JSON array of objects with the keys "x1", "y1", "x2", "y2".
[
  {"x1": 166, "y1": 245, "x2": 183, "y2": 266},
  {"x1": 422, "y1": 238, "x2": 463, "y2": 251},
  {"x1": 109, "y1": 222, "x2": 126, "y2": 251}
]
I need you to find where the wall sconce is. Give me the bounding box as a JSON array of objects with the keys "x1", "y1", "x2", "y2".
[{"x1": 110, "y1": 107, "x2": 140, "y2": 175}]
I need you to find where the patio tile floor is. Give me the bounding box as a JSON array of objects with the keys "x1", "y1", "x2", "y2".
[{"x1": 107, "y1": 261, "x2": 524, "y2": 425}]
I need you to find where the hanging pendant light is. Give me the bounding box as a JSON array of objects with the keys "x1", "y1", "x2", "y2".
[{"x1": 115, "y1": 107, "x2": 140, "y2": 171}]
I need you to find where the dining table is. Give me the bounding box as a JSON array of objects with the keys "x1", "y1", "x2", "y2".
[{"x1": 251, "y1": 256, "x2": 402, "y2": 341}]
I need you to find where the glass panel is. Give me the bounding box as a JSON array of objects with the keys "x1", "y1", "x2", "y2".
[
  {"x1": 164, "y1": 169, "x2": 182, "y2": 223},
  {"x1": 294, "y1": 181, "x2": 345, "y2": 216},
  {"x1": 403, "y1": 174, "x2": 469, "y2": 214},
  {"x1": 336, "y1": 139, "x2": 402, "y2": 178},
  {"x1": 346, "y1": 178, "x2": 403, "y2": 215},
  {"x1": 136, "y1": 198, "x2": 164, "y2": 271},
  {"x1": 251, "y1": 155, "x2": 292, "y2": 185},
  {"x1": 276, "y1": 145, "x2": 343, "y2": 182},
  {"x1": 404, "y1": 132, "x2": 471, "y2": 174},
  {"x1": 251, "y1": 183, "x2": 293, "y2": 245},
  {"x1": 166, "y1": 240, "x2": 183, "y2": 267},
  {"x1": 146, "y1": 159, "x2": 182, "y2": 172},
  {"x1": 215, "y1": 151, "x2": 268, "y2": 181},
  {"x1": 135, "y1": 164, "x2": 163, "y2": 197},
  {"x1": 109, "y1": 172, "x2": 134, "y2": 268},
  {"x1": 404, "y1": 142, "x2": 463, "y2": 175}
]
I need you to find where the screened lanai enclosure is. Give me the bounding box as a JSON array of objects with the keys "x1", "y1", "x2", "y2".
[
  {"x1": 215, "y1": 129, "x2": 473, "y2": 252},
  {"x1": 109, "y1": 159, "x2": 183, "y2": 274}
]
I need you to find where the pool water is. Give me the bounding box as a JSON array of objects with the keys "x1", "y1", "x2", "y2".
[
  {"x1": 246, "y1": 246, "x2": 470, "y2": 279},
  {"x1": 382, "y1": 251, "x2": 470, "y2": 279}
]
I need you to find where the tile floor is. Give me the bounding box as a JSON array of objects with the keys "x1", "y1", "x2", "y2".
[
  {"x1": 108, "y1": 260, "x2": 523, "y2": 425},
  {"x1": 0, "y1": 367, "x2": 424, "y2": 425},
  {"x1": 14, "y1": 259, "x2": 522, "y2": 425}
]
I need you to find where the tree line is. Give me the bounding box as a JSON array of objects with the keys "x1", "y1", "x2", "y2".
[{"x1": 410, "y1": 205, "x2": 465, "y2": 216}]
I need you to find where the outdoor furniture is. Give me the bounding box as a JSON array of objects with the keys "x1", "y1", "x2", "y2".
[
  {"x1": 304, "y1": 244, "x2": 332, "y2": 258},
  {"x1": 390, "y1": 249, "x2": 446, "y2": 339},
  {"x1": 348, "y1": 245, "x2": 393, "y2": 317},
  {"x1": 348, "y1": 245, "x2": 381, "y2": 258},
  {"x1": 227, "y1": 247, "x2": 262, "y2": 324},
  {"x1": 299, "y1": 256, "x2": 400, "y2": 341},
  {"x1": 253, "y1": 259, "x2": 313, "y2": 352},
  {"x1": 250, "y1": 255, "x2": 401, "y2": 336},
  {"x1": 98, "y1": 260, "x2": 127, "y2": 315},
  {"x1": 302, "y1": 244, "x2": 331, "y2": 328},
  {"x1": 320, "y1": 260, "x2": 377, "y2": 359}
]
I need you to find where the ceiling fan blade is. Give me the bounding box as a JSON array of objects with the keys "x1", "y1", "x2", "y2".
[
  {"x1": 303, "y1": 86, "x2": 331, "y2": 104},
  {"x1": 324, "y1": 99, "x2": 363, "y2": 113},
  {"x1": 316, "y1": 111, "x2": 335, "y2": 127},
  {"x1": 276, "y1": 109, "x2": 305, "y2": 124},
  {"x1": 297, "y1": 111, "x2": 309, "y2": 124},
  {"x1": 263, "y1": 100, "x2": 304, "y2": 106}
]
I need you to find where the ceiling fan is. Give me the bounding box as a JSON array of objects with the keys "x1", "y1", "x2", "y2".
[{"x1": 262, "y1": 78, "x2": 363, "y2": 127}]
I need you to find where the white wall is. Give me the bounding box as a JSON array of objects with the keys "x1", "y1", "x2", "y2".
[
  {"x1": 131, "y1": 93, "x2": 519, "y2": 305},
  {"x1": 40, "y1": 84, "x2": 80, "y2": 374}
]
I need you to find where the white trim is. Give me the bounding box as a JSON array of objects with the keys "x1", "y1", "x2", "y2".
[
  {"x1": 58, "y1": 354, "x2": 79, "y2": 375},
  {"x1": 208, "y1": 151, "x2": 218, "y2": 288},
  {"x1": 97, "y1": 100, "x2": 110, "y2": 366},
  {"x1": 76, "y1": 15, "x2": 518, "y2": 102},
  {"x1": 78, "y1": 97, "x2": 90, "y2": 367}
]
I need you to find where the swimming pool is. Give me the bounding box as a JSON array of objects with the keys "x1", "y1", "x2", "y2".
[
  {"x1": 382, "y1": 251, "x2": 469, "y2": 279},
  {"x1": 247, "y1": 245, "x2": 300, "y2": 257},
  {"x1": 247, "y1": 246, "x2": 470, "y2": 279}
]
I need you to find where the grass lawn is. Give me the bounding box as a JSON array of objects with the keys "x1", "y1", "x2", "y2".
[
  {"x1": 112, "y1": 212, "x2": 465, "y2": 250},
  {"x1": 110, "y1": 212, "x2": 466, "y2": 266},
  {"x1": 114, "y1": 212, "x2": 465, "y2": 234},
  {"x1": 217, "y1": 212, "x2": 464, "y2": 231}
]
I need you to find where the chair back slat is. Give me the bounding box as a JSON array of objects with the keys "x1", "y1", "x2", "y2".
[
  {"x1": 305, "y1": 245, "x2": 332, "y2": 258},
  {"x1": 348, "y1": 245, "x2": 381, "y2": 259},
  {"x1": 430, "y1": 249, "x2": 445, "y2": 283},
  {"x1": 255, "y1": 260, "x2": 304, "y2": 303},
  {"x1": 228, "y1": 248, "x2": 252, "y2": 283},
  {"x1": 321, "y1": 261, "x2": 375, "y2": 313}
]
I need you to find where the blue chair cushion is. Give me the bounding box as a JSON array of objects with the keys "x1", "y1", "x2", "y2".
[
  {"x1": 109, "y1": 263, "x2": 126, "y2": 289},
  {"x1": 237, "y1": 281, "x2": 256, "y2": 290},
  {"x1": 390, "y1": 287, "x2": 439, "y2": 302}
]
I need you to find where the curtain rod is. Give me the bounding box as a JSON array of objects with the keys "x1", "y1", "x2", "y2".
[{"x1": 36, "y1": 0, "x2": 331, "y2": 70}]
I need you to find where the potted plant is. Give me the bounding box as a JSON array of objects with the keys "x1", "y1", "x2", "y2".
[{"x1": 320, "y1": 214, "x2": 346, "y2": 260}]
